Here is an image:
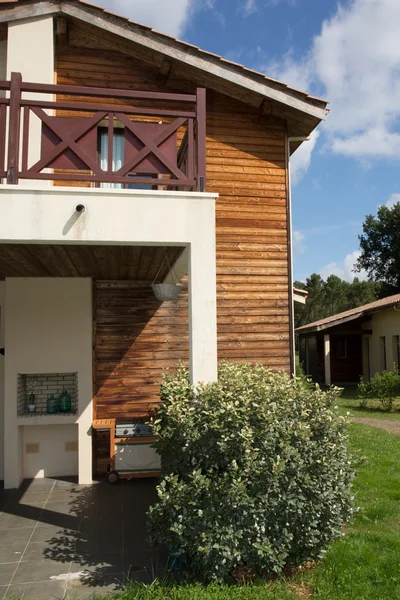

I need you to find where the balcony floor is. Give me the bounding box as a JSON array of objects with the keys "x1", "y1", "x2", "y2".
[{"x1": 0, "y1": 477, "x2": 165, "y2": 599}]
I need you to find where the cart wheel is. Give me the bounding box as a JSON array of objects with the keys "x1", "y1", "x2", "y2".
[{"x1": 107, "y1": 470, "x2": 119, "y2": 485}]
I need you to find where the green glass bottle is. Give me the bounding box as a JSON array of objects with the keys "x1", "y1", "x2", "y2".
[
  {"x1": 47, "y1": 393, "x2": 59, "y2": 414},
  {"x1": 59, "y1": 389, "x2": 72, "y2": 413}
]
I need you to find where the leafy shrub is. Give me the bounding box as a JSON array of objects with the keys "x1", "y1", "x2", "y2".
[
  {"x1": 295, "y1": 358, "x2": 309, "y2": 385},
  {"x1": 148, "y1": 362, "x2": 356, "y2": 582},
  {"x1": 357, "y1": 378, "x2": 370, "y2": 409},
  {"x1": 358, "y1": 367, "x2": 400, "y2": 411}
]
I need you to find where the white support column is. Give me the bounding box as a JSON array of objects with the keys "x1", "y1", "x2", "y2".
[
  {"x1": 188, "y1": 239, "x2": 218, "y2": 385},
  {"x1": 77, "y1": 406, "x2": 93, "y2": 485},
  {"x1": 7, "y1": 16, "x2": 54, "y2": 183},
  {"x1": 324, "y1": 334, "x2": 331, "y2": 386}
]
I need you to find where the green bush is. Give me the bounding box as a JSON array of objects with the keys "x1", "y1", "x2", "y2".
[
  {"x1": 148, "y1": 363, "x2": 356, "y2": 582},
  {"x1": 358, "y1": 367, "x2": 400, "y2": 411}
]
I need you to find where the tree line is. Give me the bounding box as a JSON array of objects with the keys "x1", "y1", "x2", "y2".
[
  {"x1": 294, "y1": 275, "x2": 380, "y2": 329},
  {"x1": 295, "y1": 200, "x2": 400, "y2": 329}
]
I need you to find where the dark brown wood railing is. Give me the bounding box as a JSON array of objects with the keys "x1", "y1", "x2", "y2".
[{"x1": 0, "y1": 72, "x2": 206, "y2": 191}]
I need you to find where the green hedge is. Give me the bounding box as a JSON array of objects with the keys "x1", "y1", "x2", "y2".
[{"x1": 148, "y1": 363, "x2": 356, "y2": 582}]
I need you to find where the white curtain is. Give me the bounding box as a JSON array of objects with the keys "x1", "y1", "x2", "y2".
[{"x1": 100, "y1": 131, "x2": 124, "y2": 189}]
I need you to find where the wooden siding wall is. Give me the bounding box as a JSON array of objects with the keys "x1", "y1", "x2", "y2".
[
  {"x1": 56, "y1": 22, "x2": 290, "y2": 424},
  {"x1": 95, "y1": 281, "x2": 189, "y2": 419}
]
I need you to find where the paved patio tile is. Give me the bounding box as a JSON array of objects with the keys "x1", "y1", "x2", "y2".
[
  {"x1": 35, "y1": 511, "x2": 80, "y2": 530},
  {"x1": 0, "y1": 528, "x2": 34, "y2": 559},
  {"x1": 0, "y1": 477, "x2": 159, "y2": 599},
  {"x1": 76, "y1": 538, "x2": 122, "y2": 556},
  {"x1": 18, "y1": 492, "x2": 49, "y2": 508},
  {"x1": 18, "y1": 493, "x2": 51, "y2": 503},
  {"x1": 30, "y1": 525, "x2": 79, "y2": 544},
  {"x1": 71, "y1": 552, "x2": 124, "y2": 576},
  {"x1": 43, "y1": 500, "x2": 81, "y2": 516},
  {"x1": 20, "y1": 480, "x2": 56, "y2": 493},
  {"x1": 0, "y1": 545, "x2": 28, "y2": 565},
  {"x1": 0, "y1": 563, "x2": 18, "y2": 587},
  {"x1": 0, "y1": 512, "x2": 41, "y2": 530},
  {"x1": 65, "y1": 572, "x2": 125, "y2": 598},
  {"x1": 23, "y1": 541, "x2": 76, "y2": 563},
  {"x1": 12, "y1": 558, "x2": 73, "y2": 584},
  {"x1": 4, "y1": 579, "x2": 67, "y2": 600}
]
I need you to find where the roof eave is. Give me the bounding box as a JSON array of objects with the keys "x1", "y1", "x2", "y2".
[
  {"x1": 296, "y1": 313, "x2": 364, "y2": 335},
  {"x1": 0, "y1": 0, "x2": 327, "y2": 123}
]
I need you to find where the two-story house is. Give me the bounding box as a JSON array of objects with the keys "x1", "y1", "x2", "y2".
[{"x1": 0, "y1": 0, "x2": 327, "y2": 488}]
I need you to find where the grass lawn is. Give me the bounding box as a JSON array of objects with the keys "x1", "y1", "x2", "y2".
[
  {"x1": 109, "y1": 422, "x2": 400, "y2": 599},
  {"x1": 337, "y1": 385, "x2": 400, "y2": 420}
]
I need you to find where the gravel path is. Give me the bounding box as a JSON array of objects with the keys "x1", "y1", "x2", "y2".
[{"x1": 351, "y1": 417, "x2": 400, "y2": 435}]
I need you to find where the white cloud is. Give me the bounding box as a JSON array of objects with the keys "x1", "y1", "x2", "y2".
[
  {"x1": 265, "y1": 0, "x2": 400, "y2": 160},
  {"x1": 319, "y1": 250, "x2": 367, "y2": 282},
  {"x1": 239, "y1": 0, "x2": 298, "y2": 17},
  {"x1": 290, "y1": 131, "x2": 319, "y2": 185},
  {"x1": 267, "y1": 49, "x2": 312, "y2": 93},
  {"x1": 292, "y1": 230, "x2": 305, "y2": 254},
  {"x1": 93, "y1": 0, "x2": 193, "y2": 37},
  {"x1": 241, "y1": 0, "x2": 257, "y2": 16},
  {"x1": 386, "y1": 193, "x2": 400, "y2": 209}
]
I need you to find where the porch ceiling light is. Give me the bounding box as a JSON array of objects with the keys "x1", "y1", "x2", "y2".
[{"x1": 151, "y1": 248, "x2": 183, "y2": 302}]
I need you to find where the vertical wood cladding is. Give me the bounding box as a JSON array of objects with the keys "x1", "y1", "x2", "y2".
[{"x1": 56, "y1": 28, "x2": 290, "y2": 421}]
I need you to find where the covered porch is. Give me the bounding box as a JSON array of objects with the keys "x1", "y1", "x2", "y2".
[{"x1": 0, "y1": 186, "x2": 218, "y2": 489}]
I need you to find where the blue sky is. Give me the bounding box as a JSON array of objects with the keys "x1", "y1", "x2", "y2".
[{"x1": 97, "y1": 0, "x2": 400, "y2": 282}]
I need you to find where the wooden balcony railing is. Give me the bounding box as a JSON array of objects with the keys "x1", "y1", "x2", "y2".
[{"x1": 0, "y1": 72, "x2": 206, "y2": 192}]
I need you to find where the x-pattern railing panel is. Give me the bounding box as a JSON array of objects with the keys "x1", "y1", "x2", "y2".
[{"x1": 2, "y1": 73, "x2": 206, "y2": 191}]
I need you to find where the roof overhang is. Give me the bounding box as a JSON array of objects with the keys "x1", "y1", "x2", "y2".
[
  {"x1": 293, "y1": 288, "x2": 308, "y2": 305},
  {"x1": 0, "y1": 0, "x2": 328, "y2": 144},
  {"x1": 296, "y1": 312, "x2": 364, "y2": 335}
]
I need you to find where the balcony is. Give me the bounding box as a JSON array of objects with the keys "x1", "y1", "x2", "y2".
[{"x1": 0, "y1": 72, "x2": 206, "y2": 192}]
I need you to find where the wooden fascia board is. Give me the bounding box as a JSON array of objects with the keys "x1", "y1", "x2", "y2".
[
  {"x1": 297, "y1": 313, "x2": 363, "y2": 335},
  {"x1": 59, "y1": 2, "x2": 327, "y2": 121},
  {"x1": 0, "y1": 2, "x2": 61, "y2": 23}
]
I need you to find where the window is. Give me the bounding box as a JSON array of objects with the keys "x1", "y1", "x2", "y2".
[
  {"x1": 98, "y1": 127, "x2": 158, "y2": 190},
  {"x1": 98, "y1": 128, "x2": 124, "y2": 189},
  {"x1": 392, "y1": 335, "x2": 400, "y2": 369},
  {"x1": 380, "y1": 336, "x2": 387, "y2": 371}
]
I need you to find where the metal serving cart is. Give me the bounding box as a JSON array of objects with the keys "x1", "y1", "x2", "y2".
[{"x1": 92, "y1": 418, "x2": 161, "y2": 484}]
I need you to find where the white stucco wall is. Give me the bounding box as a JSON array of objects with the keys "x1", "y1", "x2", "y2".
[
  {"x1": 7, "y1": 15, "x2": 54, "y2": 177},
  {"x1": 362, "y1": 308, "x2": 400, "y2": 377},
  {"x1": 3, "y1": 278, "x2": 92, "y2": 487},
  {"x1": 7, "y1": 16, "x2": 54, "y2": 83},
  {"x1": 0, "y1": 281, "x2": 5, "y2": 481},
  {"x1": 23, "y1": 424, "x2": 78, "y2": 479}
]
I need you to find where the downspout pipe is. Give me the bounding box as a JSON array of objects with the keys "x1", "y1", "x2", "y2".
[{"x1": 287, "y1": 135, "x2": 310, "y2": 377}]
